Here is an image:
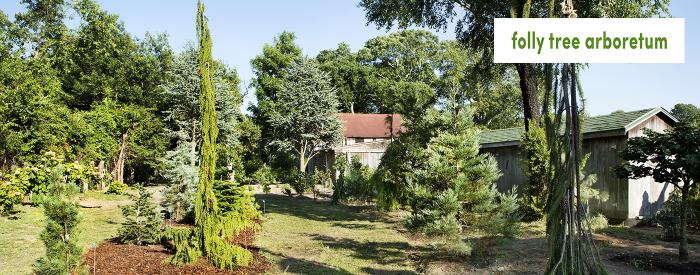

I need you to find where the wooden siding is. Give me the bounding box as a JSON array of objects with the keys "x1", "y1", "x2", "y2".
[
  {"x1": 582, "y1": 136, "x2": 629, "y2": 219},
  {"x1": 480, "y1": 146, "x2": 527, "y2": 193},
  {"x1": 626, "y1": 115, "x2": 674, "y2": 219},
  {"x1": 483, "y1": 136, "x2": 630, "y2": 220},
  {"x1": 483, "y1": 114, "x2": 675, "y2": 221}
]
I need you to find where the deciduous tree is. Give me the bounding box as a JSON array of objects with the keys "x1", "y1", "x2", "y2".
[
  {"x1": 268, "y1": 59, "x2": 343, "y2": 173},
  {"x1": 618, "y1": 124, "x2": 699, "y2": 261}
]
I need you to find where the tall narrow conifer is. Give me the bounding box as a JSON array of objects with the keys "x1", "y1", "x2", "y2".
[
  {"x1": 167, "y1": 1, "x2": 254, "y2": 269},
  {"x1": 194, "y1": 0, "x2": 219, "y2": 255}
]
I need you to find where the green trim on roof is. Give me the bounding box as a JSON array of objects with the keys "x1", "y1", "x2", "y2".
[{"x1": 479, "y1": 107, "x2": 677, "y2": 146}]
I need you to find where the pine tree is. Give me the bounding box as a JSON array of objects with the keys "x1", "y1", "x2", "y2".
[
  {"x1": 117, "y1": 184, "x2": 163, "y2": 245},
  {"x1": 34, "y1": 165, "x2": 82, "y2": 275}
]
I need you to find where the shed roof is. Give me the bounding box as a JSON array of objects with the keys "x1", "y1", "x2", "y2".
[
  {"x1": 479, "y1": 107, "x2": 677, "y2": 147},
  {"x1": 338, "y1": 113, "x2": 403, "y2": 138}
]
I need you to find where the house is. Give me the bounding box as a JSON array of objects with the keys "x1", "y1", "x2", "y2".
[
  {"x1": 306, "y1": 113, "x2": 403, "y2": 173},
  {"x1": 479, "y1": 107, "x2": 678, "y2": 222}
]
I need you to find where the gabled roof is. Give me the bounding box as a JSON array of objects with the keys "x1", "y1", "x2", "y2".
[
  {"x1": 338, "y1": 113, "x2": 403, "y2": 138},
  {"x1": 480, "y1": 107, "x2": 678, "y2": 147}
]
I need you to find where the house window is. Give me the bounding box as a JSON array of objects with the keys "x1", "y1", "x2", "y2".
[{"x1": 355, "y1": 137, "x2": 364, "y2": 144}]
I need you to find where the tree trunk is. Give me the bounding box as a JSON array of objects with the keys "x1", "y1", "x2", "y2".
[
  {"x1": 515, "y1": 63, "x2": 541, "y2": 131},
  {"x1": 97, "y1": 160, "x2": 106, "y2": 190},
  {"x1": 191, "y1": 118, "x2": 198, "y2": 166},
  {"x1": 111, "y1": 130, "x2": 129, "y2": 184},
  {"x1": 680, "y1": 187, "x2": 689, "y2": 261}
]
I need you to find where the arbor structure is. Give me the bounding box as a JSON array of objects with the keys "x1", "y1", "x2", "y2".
[
  {"x1": 268, "y1": 59, "x2": 343, "y2": 172},
  {"x1": 618, "y1": 124, "x2": 699, "y2": 261}
]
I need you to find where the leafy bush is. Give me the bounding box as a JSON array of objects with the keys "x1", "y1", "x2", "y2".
[
  {"x1": 106, "y1": 181, "x2": 128, "y2": 195},
  {"x1": 252, "y1": 165, "x2": 276, "y2": 194},
  {"x1": 117, "y1": 184, "x2": 163, "y2": 245},
  {"x1": 589, "y1": 213, "x2": 608, "y2": 232},
  {"x1": 310, "y1": 169, "x2": 330, "y2": 200},
  {"x1": 333, "y1": 156, "x2": 375, "y2": 202},
  {"x1": 285, "y1": 170, "x2": 308, "y2": 196},
  {"x1": 280, "y1": 184, "x2": 293, "y2": 197},
  {"x1": 0, "y1": 172, "x2": 23, "y2": 215},
  {"x1": 0, "y1": 152, "x2": 102, "y2": 213},
  {"x1": 653, "y1": 191, "x2": 686, "y2": 241}
]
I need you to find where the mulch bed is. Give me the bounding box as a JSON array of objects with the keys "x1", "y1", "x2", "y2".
[
  {"x1": 611, "y1": 251, "x2": 700, "y2": 274},
  {"x1": 82, "y1": 225, "x2": 270, "y2": 274}
]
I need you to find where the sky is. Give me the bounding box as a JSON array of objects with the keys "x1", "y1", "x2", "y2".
[{"x1": 1, "y1": 0, "x2": 698, "y2": 116}]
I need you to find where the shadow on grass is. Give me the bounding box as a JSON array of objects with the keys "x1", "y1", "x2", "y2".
[
  {"x1": 255, "y1": 194, "x2": 391, "y2": 224},
  {"x1": 262, "y1": 249, "x2": 354, "y2": 275},
  {"x1": 309, "y1": 233, "x2": 426, "y2": 270}
]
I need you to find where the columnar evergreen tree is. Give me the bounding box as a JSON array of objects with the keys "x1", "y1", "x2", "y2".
[
  {"x1": 194, "y1": 0, "x2": 220, "y2": 262},
  {"x1": 167, "y1": 2, "x2": 254, "y2": 269}
]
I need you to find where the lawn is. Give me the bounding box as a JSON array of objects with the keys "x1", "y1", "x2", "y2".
[
  {"x1": 255, "y1": 194, "x2": 428, "y2": 274},
  {"x1": 3, "y1": 188, "x2": 699, "y2": 274},
  {"x1": 0, "y1": 191, "x2": 129, "y2": 274}
]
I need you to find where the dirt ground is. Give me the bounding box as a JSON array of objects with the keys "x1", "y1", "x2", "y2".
[{"x1": 423, "y1": 224, "x2": 700, "y2": 275}]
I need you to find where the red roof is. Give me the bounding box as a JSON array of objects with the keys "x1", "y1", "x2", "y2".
[{"x1": 337, "y1": 113, "x2": 403, "y2": 138}]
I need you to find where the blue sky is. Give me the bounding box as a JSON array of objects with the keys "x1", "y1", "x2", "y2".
[{"x1": 1, "y1": 1, "x2": 698, "y2": 116}]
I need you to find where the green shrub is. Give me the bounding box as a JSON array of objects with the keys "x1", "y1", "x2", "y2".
[
  {"x1": 213, "y1": 180, "x2": 261, "y2": 222},
  {"x1": 252, "y1": 165, "x2": 276, "y2": 194},
  {"x1": 442, "y1": 238, "x2": 472, "y2": 258},
  {"x1": 519, "y1": 123, "x2": 550, "y2": 222},
  {"x1": 280, "y1": 184, "x2": 293, "y2": 197},
  {"x1": 286, "y1": 170, "x2": 308, "y2": 196},
  {"x1": 117, "y1": 184, "x2": 162, "y2": 245},
  {"x1": 334, "y1": 156, "x2": 375, "y2": 202},
  {"x1": 653, "y1": 191, "x2": 686, "y2": 241},
  {"x1": 589, "y1": 213, "x2": 608, "y2": 232},
  {"x1": 0, "y1": 152, "x2": 101, "y2": 212},
  {"x1": 311, "y1": 169, "x2": 330, "y2": 200},
  {"x1": 404, "y1": 186, "x2": 461, "y2": 236},
  {"x1": 0, "y1": 172, "x2": 23, "y2": 215},
  {"x1": 106, "y1": 181, "x2": 128, "y2": 195}
]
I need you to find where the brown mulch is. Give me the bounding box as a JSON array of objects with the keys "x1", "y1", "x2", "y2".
[
  {"x1": 611, "y1": 251, "x2": 700, "y2": 274},
  {"x1": 82, "y1": 225, "x2": 270, "y2": 275}
]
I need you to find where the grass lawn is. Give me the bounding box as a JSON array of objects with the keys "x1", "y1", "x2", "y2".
[
  {"x1": 0, "y1": 191, "x2": 129, "y2": 274},
  {"x1": 255, "y1": 194, "x2": 428, "y2": 274}
]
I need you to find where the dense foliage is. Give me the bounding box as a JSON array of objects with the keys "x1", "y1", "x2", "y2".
[
  {"x1": 403, "y1": 109, "x2": 520, "y2": 238},
  {"x1": 268, "y1": 59, "x2": 343, "y2": 172},
  {"x1": 618, "y1": 124, "x2": 699, "y2": 261},
  {"x1": 0, "y1": 0, "x2": 172, "y2": 188}
]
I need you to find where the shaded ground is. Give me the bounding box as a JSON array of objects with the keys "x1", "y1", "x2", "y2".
[
  {"x1": 256, "y1": 190, "x2": 700, "y2": 275},
  {"x1": 255, "y1": 193, "x2": 426, "y2": 274}
]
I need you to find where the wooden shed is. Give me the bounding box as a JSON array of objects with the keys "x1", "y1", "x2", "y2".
[{"x1": 479, "y1": 107, "x2": 678, "y2": 222}]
